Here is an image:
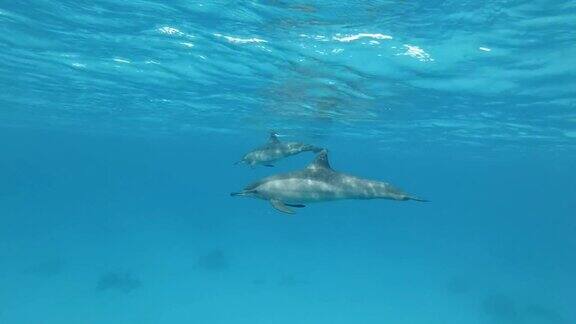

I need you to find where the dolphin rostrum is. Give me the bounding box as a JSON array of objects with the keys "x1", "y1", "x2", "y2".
[
  {"x1": 235, "y1": 132, "x2": 322, "y2": 167},
  {"x1": 231, "y1": 149, "x2": 428, "y2": 214}
]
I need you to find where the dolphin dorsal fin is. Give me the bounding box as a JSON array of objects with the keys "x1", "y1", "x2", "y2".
[
  {"x1": 268, "y1": 131, "x2": 280, "y2": 144},
  {"x1": 308, "y1": 149, "x2": 332, "y2": 170}
]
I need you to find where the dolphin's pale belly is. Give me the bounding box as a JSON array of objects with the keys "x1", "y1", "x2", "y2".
[{"x1": 257, "y1": 177, "x2": 399, "y2": 203}]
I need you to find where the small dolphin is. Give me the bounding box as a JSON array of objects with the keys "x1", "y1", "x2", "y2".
[
  {"x1": 236, "y1": 132, "x2": 322, "y2": 167},
  {"x1": 231, "y1": 150, "x2": 428, "y2": 214}
]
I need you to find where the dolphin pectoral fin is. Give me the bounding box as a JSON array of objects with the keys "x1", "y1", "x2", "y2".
[
  {"x1": 270, "y1": 199, "x2": 294, "y2": 214},
  {"x1": 285, "y1": 203, "x2": 306, "y2": 208}
]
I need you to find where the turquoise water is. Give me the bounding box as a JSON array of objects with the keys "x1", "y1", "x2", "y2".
[{"x1": 1, "y1": 1, "x2": 575, "y2": 323}]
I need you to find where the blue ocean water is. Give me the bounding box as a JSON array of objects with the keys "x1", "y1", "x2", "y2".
[{"x1": 1, "y1": 1, "x2": 575, "y2": 323}]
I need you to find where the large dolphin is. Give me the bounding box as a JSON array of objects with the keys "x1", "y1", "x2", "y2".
[
  {"x1": 236, "y1": 132, "x2": 322, "y2": 167},
  {"x1": 231, "y1": 150, "x2": 428, "y2": 214}
]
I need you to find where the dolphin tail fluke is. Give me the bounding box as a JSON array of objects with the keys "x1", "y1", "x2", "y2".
[
  {"x1": 230, "y1": 190, "x2": 255, "y2": 197},
  {"x1": 408, "y1": 195, "x2": 430, "y2": 202}
]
